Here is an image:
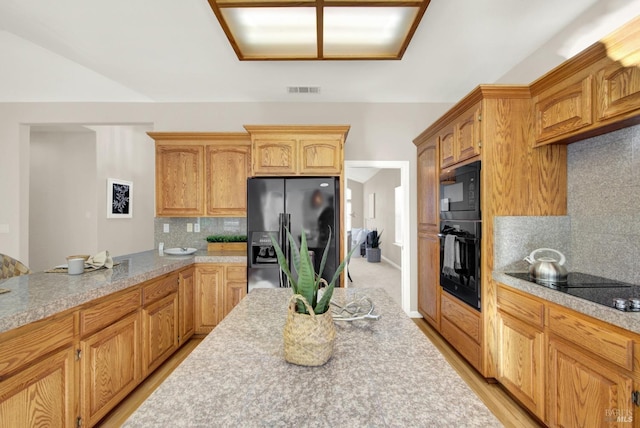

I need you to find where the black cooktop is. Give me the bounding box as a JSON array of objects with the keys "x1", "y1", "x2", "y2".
[{"x1": 505, "y1": 272, "x2": 640, "y2": 311}]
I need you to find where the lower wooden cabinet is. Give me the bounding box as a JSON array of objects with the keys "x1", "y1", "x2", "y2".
[
  {"x1": 142, "y1": 292, "x2": 179, "y2": 377},
  {"x1": 417, "y1": 233, "x2": 440, "y2": 329},
  {"x1": 179, "y1": 267, "x2": 196, "y2": 345},
  {"x1": 80, "y1": 311, "x2": 142, "y2": 426},
  {"x1": 440, "y1": 292, "x2": 482, "y2": 372},
  {"x1": 195, "y1": 263, "x2": 247, "y2": 334},
  {"x1": 0, "y1": 346, "x2": 77, "y2": 428},
  {"x1": 548, "y1": 338, "x2": 636, "y2": 427}
]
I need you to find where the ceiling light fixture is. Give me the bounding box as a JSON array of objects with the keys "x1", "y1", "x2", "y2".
[{"x1": 206, "y1": 1, "x2": 432, "y2": 61}]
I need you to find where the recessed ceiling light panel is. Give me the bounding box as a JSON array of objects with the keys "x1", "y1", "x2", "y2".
[{"x1": 208, "y1": 0, "x2": 432, "y2": 60}]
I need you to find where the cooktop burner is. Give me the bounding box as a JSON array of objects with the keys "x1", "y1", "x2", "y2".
[{"x1": 505, "y1": 272, "x2": 639, "y2": 312}]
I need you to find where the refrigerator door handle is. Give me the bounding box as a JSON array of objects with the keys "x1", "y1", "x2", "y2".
[{"x1": 278, "y1": 213, "x2": 289, "y2": 288}]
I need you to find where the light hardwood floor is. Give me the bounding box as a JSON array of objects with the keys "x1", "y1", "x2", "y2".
[{"x1": 98, "y1": 323, "x2": 542, "y2": 427}]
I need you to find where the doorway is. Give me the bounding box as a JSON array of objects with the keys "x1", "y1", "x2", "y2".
[{"x1": 344, "y1": 160, "x2": 410, "y2": 313}]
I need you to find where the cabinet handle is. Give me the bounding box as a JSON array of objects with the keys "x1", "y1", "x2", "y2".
[{"x1": 633, "y1": 391, "x2": 640, "y2": 407}]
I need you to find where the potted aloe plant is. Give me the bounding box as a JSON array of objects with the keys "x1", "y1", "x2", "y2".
[
  {"x1": 366, "y1": 229, "x2": 382, "y2": 263},
  {"x1": 270, "y1": 227, "x2": 358, "y2": 366}
]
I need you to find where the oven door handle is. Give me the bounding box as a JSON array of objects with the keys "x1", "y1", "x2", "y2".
[{"x1": 438, "y1": 233, "x2": 477, "y2": 243}]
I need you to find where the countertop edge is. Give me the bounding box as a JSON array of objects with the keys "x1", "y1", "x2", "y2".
[{"x1": 493, "y1": 271, "x2": 640, "y2": 335}]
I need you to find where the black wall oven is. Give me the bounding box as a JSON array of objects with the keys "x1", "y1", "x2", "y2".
[
  {"x1": 439, "y1": 220, "x2": 481, "y2": 311},
  {"x1": 439, "y1": 161, "x2": 481, "y2": 311}
]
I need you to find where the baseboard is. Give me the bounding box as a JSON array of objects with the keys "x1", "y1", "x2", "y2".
[
  {"x1": 381, "y1": 255, "x2": 401, "y2": 270},
  {"x1": 408, "y1": 311, "x2": 423, "y2": 318}
]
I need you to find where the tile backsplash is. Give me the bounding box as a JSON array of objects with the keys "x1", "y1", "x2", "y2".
[
  {"x1": 494, "y1": 124, "x2": 640, "y2": 285},
  {"x1": 154, "y1": 217, "x2": 247, "y2": 250},
  {"x1": 567, "y1": 123, "x2": 640, "y2": 284}
]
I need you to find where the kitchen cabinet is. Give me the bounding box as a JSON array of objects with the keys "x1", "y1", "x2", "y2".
[
  {"x1": 440, "y1": 291, "x2": 482, "y2": 371},
  {"x1": 80, "y1": 311, "x2": 141, "y2": 426},
  {"x1": 195, "y1": 263, "x2": 247, "y2": 334},
  {"x1": 205, "y1": 144, "x2": 251, "y2": 216},
  {"x1": 155, "y1": 144, "x2": 205, "y2": 216},
  {"x1": 0, "y1": 313, "x2": 77, "y2": 427},
  {"x1": 244, "y1": 125, "x2": 349, "y2": 176},
  {"x1": 179, "y1": 267, "x2": 195, "y2": 345},
  {"x1": 150, "y1": 133, "x2": 251, "y2": 217},
  {"x1": 141, "y1": 273, "x2": 179, "y2": 377},
  {"x1": 416, "y1": 137, "x2": 440, "y2": 329},
  {"x1": 439, "y1": 103, "x2": 482, "y2": 169},
  {"x1": 414, "y1": 85, "x2": 567, "y2": 377},
  {"x1": 496, "y1": 281, "x2": 640, "y2": 426},
  {"x1": 531, "y1": 17, "x2": 640, "y2": 146},
  {"x1": 496, "y1": 285, "x2": 545, "y2": 420},
  {"x1": 223, "y1": 265, "x2": 247, "y2": 319}
]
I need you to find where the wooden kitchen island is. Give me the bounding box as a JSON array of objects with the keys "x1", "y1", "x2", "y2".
[{"x1": 124, "y1": 288, "x2": 500, "y2": 427}]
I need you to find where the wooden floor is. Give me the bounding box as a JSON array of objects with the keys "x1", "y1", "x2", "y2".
[{"x1": 98, "y1": 323, "x2": 542, "y2": 427}]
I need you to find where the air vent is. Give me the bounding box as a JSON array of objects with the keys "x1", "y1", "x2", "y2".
[{"x1": 287, "y1": 86, "x2": 321, "y2": 94}]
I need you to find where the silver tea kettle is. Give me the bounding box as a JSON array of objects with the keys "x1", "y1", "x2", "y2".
[{"x1": 523, "y1": 248, "x2": 568, "y2": 283}]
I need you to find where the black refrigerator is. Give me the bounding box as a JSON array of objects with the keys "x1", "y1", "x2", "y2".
[{"x1": 247, "y1": 177, "x2": 340, "y2": 293}]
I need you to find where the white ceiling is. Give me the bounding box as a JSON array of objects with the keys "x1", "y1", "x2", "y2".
[{"x1": 0, "y1": 0, "x2": 638, "y2": 103}]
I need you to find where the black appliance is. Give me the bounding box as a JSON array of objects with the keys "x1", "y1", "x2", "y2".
[
  {"x1": 247, "y1": 177, "x2": 339, "y2": 292},
  {"x1": 439, "y1": 220, "x2": 481, "y2": 311},
  {"x1": 440, "y1": 161, "x2": 480, "y2": 220},
  {"x1": 505, "y1": 272, "x2": 639, "y2": 312}
]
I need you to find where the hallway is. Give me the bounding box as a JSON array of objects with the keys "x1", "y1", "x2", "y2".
[{"x1": 346, "y1": 254, "x2": 402, "y2": 307}]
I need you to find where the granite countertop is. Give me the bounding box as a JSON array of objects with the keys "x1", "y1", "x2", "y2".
[
  {"x1": 124, "y1": 288, "x2": 501, "y2": 428},
  {"x1": 494, "y1": 271, "x2": 640, "y2": 335},
  {"x1": 0, "y1": 249, "x2": 246, "y2": 334}
]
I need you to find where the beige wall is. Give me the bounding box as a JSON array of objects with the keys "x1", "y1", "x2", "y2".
[
  {"x1": 0, "y1": 101, "x2": 450, "y2": 313},
  {"x1": 27, "y1": 125, "x2": 154, "y2": 271},
  {"x1": 362, "y1": 169, "x2": 402, "y2": 266}
]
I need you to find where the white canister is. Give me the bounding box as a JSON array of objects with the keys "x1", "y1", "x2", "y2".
[{"x1": 67, "y1": 257, "x2": 85, "y2": 275}]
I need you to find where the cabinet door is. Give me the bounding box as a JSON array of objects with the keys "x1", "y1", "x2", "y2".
[
  {"x1": 206, "y1": 145, "x2": 251, "y2": 216},
  {"x1": 155, "y1": 144, "x2": 205, "y2": 216},
  {"x1": 252, "y1": 140, "x2": 297, "y2": 175},
  {"x1": 0, "y1": 347, "x2": 77, "y2": 428},
  {"x1": 142, "y1": 293, "x2": 179, "y2": 377},
  {"x1": 223, "y1": 265, "x2": 247, "y2": 318},
  {"x1": 439, "y1": 126, "x2": 456, "y2": 168},
  {"x1": 195, "y1": 265, "x2": 224, "y2": 334},
  {"x1": 80, "y1": 311, "x2": 141, "y2": 427},
  {"x1": 534, "y1": 76, "x2": 593, "y2": 145},
  {"x1": 417, "y1": 138, "x2": 439, "y2": 229},
  {"x1": 596, "y1": 60, "x2": 640, "y2": 122},
  {"x1": 456, "y1": 104, "x2": 481, "y2": 162},
  {"x1": 496, "y1": 311, "x2": 545, "y2": 420},
  {"x1": 548, "y1": 338, "x2": 635, "y2": 428},
  {"x1": 179, "y1": 267, "x2": 195, "y2": 344},
  {"x1": 299, "y1": 139, "x2": 342, "y2": 175},
  {"x1": 417, "y1": 233, "x2": 440, "y2": 330}
]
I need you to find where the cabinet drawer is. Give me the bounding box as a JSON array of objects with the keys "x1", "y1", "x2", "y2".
[
  {"x1": 548, "y1": 306, "x2": 633, "y2": 371},
  {"x1": 0, "y1": 313, "x2": 75, "y2": 378},
  {"x1": 142, "y1": 274, "x2": 179, "y2": 306},
  {"x1": 441, "y1": 293, "x2": 481, "y2": 343},
  {"x1": 497, "y1": 284, "x2": 544, "y2": 329},
  {"x1": 226, "y1": 265, "x2": 247, "y2": 281},
  {"x1": 441, "y1": 316, "x2": 482, "y2": 370},
  {"x1": 80, "y1": 288, "x2": 141, "y2": 337}
]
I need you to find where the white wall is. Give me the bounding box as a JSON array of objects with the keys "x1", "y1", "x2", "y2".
[
  {"x1": 346, "y1": 179, "x2": 364, "y2": 229},
  {"x1": 29, "y1": 129, "x2": 98, "y2": 271},
  {"x1": 0, "y1": 101, "x2": 451, "y2": 313}
]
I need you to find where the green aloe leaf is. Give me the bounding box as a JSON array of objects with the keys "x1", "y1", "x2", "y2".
[
  {"x1": 315, "y1": 226, "x2": 332, "y2": 291},
  {"x1": 316, "y1": 239, "x2": 362, "y2": 314},
  {"x1": 295, "y1": 231, "x2": 316, "y2": 314}
]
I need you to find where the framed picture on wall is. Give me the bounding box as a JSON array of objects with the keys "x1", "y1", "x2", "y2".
[{"x1": 107, "y1": 178, "x2": 132, "y2": 218}]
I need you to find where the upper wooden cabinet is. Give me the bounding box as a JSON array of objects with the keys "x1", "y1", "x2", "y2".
[
  {"x1": 440, "y1": 103, "x2": 482, "y2": 168},
  {"x1": 155, "y1": 144, "x2": 205, "y2": 216},
  {"x1": 244, "y1": 125, "x2": 349, "y2": 176},
  {"x1": 150, "y1": 133, "x2": 251, "y2": 217},
  {"x1": 531, "y1": 16, "x2": 640, "y2": 146}
]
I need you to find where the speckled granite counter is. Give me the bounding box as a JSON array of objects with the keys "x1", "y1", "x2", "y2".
[
  {"x1": 124, "y1": 288, "x2": 501, "y2": 427},
  {"x1": 0, "y1": 249, "x2": 246, "y2": 334},
  {"x1": 494, "y1": 272, "x2": 640, "y2": 334}
]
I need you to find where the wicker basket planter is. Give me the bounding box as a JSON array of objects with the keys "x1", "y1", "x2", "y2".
[{"x1": 283, "y1": 294, "x2": 335, "y2": 366}]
